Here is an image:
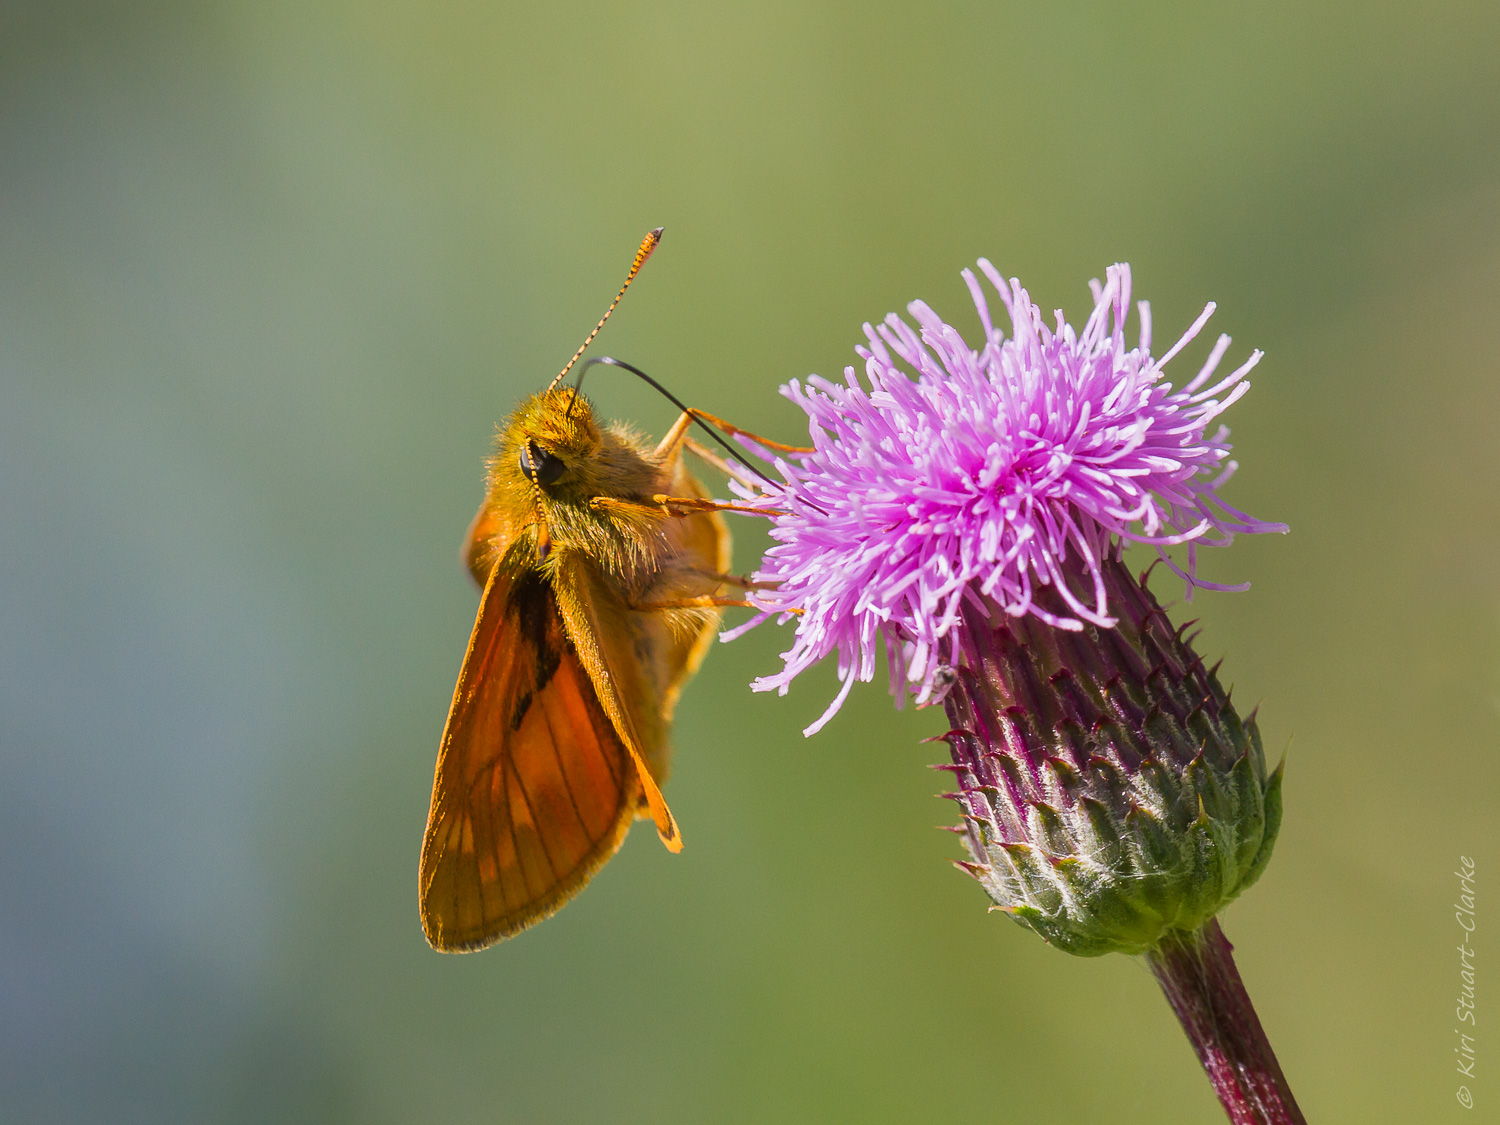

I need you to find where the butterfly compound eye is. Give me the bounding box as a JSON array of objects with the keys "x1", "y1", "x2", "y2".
[{"x1": 521, "y1": 440, "x2": 567, "y2": 486}]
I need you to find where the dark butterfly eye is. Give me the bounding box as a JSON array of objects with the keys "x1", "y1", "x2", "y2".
[{"x1": 520, "y1": 440, "x2": 566, "y2": 486}]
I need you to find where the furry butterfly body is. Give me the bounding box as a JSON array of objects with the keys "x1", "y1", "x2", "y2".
[{"x1": 419, "y1": 384, "x2": 734, "y2": 950}]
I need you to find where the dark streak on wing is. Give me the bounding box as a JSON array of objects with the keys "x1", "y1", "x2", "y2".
[
  {"x1": 507, "y1": 570, "x2": 564, "y2": 731},
  {"x1": 510, "y1": 690, "x2": 533, "y2": 731}
]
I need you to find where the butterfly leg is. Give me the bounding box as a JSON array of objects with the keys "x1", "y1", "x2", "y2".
[
  {"x1": 631, "y1": 564, "x2": 770, "y2": 613},
  {"x1": 633, "y1": 594, "x2": 755, "y2": 610},
  {"x1": 694, "y1": 570, "x2": 775, "y2": 591},
  {"x1": 679, "y1": 437, "x2": 767, "y2": 489},
  {"x1": 653, "y1": 408, "x2": 812, "y2": 465},
  {"x1": 652, "y1": 410, "x2": 696, "y2": 462},
  {"x1": 651, "y1": 494, "x2": 783, "y2": 518},
  {"x1": 682, "y1": 408, "x2": 813, "y2": 454},
  {"x1": 633, "y1": 571, "x2": 795, "y2": 614},
  {"x1": 633, "y1": 593, "x2": 802, "y2": 617}
]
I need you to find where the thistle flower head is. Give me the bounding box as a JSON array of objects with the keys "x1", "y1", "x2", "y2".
[{"x1": 731, "y1": 261, "x2": 1285, "y2": 734}]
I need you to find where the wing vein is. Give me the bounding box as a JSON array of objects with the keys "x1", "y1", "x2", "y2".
[
  {"x1": 545, "y1": 689, "x2": 598, "y2": 845},
  {"x1": 535, "y1": 678, "x2": 589, "y2": 878},
  {"x1": 508, "y1": 718, "x2": 564, "y2": 883}
]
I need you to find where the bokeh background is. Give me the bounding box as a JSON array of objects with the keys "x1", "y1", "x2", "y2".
[{"x1": 2, "y1": 2, "x2": 1496, "y2": 1122}]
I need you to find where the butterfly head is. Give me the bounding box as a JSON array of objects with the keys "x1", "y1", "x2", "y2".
[
  {"x1": 495, "y1": 387, "x2": 660, "y2": 566},
  {"x1": 508, "y1": 387, "x2": 601, "y2": 496}
]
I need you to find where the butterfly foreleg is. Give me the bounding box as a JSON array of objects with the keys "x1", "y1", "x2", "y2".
[
  {"x1": 654, "y1": 408, "x2": 811, "y2": 480},
  {"x1": 681, "y1": 408, "x2": 813, "y2": 454}
]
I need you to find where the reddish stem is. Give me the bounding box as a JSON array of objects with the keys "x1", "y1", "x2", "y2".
[{"x1": 1146, "y1": 918, "x2": 1307, "y2": 1124}]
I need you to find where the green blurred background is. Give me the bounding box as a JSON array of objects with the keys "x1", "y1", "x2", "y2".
[{"x1": 2, "y1": 2, "x2": 1496, "y2": 1122}]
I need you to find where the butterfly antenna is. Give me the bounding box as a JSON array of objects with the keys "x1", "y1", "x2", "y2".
[{"x1": 547, "y1": 227, "x2": 663, "y2": 397}]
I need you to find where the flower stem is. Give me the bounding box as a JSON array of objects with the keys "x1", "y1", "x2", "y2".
[{"x1": 1146, "y1": 918, "x2": 1306, "y2": 1124}]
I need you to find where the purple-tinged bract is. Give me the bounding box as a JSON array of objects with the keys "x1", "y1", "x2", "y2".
[{"x1": 732, "y1": 262, "x2": 1285, "y2": 734}]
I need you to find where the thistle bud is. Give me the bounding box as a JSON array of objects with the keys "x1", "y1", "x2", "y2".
[{"x1": 941, "y1": 556, "x2": 1281, "y2": 955}]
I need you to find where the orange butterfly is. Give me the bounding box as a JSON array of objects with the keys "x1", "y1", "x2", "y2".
[{"x1": 420, "y1": 230, "x2": 780, "y2": 951}]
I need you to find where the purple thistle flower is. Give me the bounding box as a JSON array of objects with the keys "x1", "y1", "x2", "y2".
[
  {"x1": 727, "y1": 261, "x2": 1286, "y2": 735},
  {"x1": 722, "y1": 258, "x2": 1302, "y2": 1122}
]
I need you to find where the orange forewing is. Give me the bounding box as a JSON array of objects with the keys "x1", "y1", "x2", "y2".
[{"x1": 419, "y1": 561, "x2": 641, "y2": 950}]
